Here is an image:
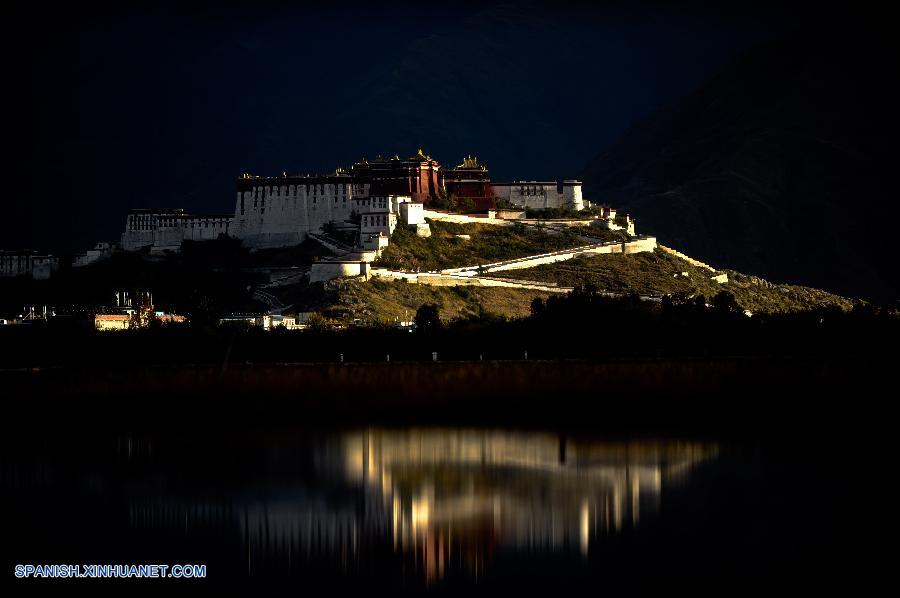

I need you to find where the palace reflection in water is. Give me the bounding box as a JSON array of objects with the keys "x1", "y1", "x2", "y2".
[
  {"x1": 331, "y1": 430, "x2": 717, "y2": 582},
  {"x1": 7, "y1": 428, "x2": 717, "y2": 586},
  {"x1": 3, "y1": 424, "x2": 862, "y2": 594},
  {"x1": 118, "y1": 429, "x2": 717, "y2": 583}
]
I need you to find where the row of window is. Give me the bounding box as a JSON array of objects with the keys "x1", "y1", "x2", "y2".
[
  {"x1": 515, "y1": 187, "x2": 554, "y2": 196},
  {"x1": 363, "y1": 214, "x2": 391, "y2": 226},
  {"x1": 245, "y1": 193, "x2": 355, "y2": 214},
  {"x1": 358, "y1": 198, "x2": 388, "y2": 208},
  {"x1": 251, "y1": 183, "x2": 352, "y2": 198},
  {"x1": 129, "y1": 218, "x2": 229, "y2": 231}
]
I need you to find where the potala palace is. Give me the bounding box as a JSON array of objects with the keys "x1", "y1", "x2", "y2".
[
  {"x1": 117, "y1": 150, "x2": 638, "y2": 271},
  {"x1": 2, "y1": 149, "x2": 754, "y2": 330}
]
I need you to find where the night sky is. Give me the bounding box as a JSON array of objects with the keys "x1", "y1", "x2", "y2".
[{"x1": 4, "y1": 2, "x2": 810, "y2": 255}]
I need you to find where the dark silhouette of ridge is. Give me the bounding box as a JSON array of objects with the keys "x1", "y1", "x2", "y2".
[{"x1": 582, "y1": 19, "x2": 899, "y2": 301}]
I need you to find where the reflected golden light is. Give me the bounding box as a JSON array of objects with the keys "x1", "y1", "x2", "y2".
[
  {"x1": 580, "y1": 500, "x2": 590, "y2": 556},
  {"x1": 199, "y1": 430, "x2": 719, "y2": 583},
  {"x1": 338, "y1": 428, "x2": 718, "y2": 581}
]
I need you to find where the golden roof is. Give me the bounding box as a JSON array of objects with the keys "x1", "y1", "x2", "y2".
[
  {"x1": 456, "y1": 155, "x2": 485, "y2": 170},
  {"x1": 410, "y1": 148, "x2": 433, "y2": 162}
]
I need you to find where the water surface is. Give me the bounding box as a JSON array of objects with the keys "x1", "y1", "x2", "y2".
[{"x1": 0, "y1": 426, "x2": 857, "y2": 595}]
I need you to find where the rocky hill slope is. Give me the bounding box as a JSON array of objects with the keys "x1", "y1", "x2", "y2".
[{"x1": 284, "y1": 232, "x2": 856, "y2": 322}]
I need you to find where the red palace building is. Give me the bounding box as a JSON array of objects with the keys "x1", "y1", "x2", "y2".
[
  {"x1": 349, "y1": 150, "x2": 495, "y2": 210},
  {"x1": 440, "y1": 155, "x2": 495, "y2": 211},
  {"x1": 235, "y1": 149, "x2": 498, "y2": 212},
  {"x1": 349, "y1": 149, "x2": 443, "y2": 204}
]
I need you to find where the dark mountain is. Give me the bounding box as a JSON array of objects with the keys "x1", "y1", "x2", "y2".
[{"x1": 581, "y1": 23, "x2": 899, "y2": 301}]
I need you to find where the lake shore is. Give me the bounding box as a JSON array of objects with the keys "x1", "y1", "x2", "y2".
[{"x1": 1, "y1": 357, "x2": 890, "y2": 440}]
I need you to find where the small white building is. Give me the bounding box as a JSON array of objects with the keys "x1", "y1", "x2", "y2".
[
  {"x1": 360, "y1": 211, "x2": 397, "y2": 236},
  {"x1": 593, "y1": 208, "x2": 635, "y2": 236},
  {"x1": 361, "y1": 232, "x2": 391, "y2": 252},
  {"x1": 389, "y1": 195, "x2": 413, "y2": 213},
  {"x1": 399, "y1": 202, "x2": 425, "y2": 225}
]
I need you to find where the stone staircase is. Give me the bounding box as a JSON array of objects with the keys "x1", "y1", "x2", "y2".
[{"x1": 308, "y1": 232, "x2": 355, "y2": 255}]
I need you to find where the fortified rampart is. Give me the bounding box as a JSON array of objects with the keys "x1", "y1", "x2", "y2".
[
  {"x1": 421, "y1": 209, "x2": 511, "y2": 225},
  {"x1": 440, "y1": 236, "x2": 657, "y2": 275},
  {"x1": 232, "y1": 175, "x2": 370, "y2": 249},
  {"x1": 121, "y1": 209, "x2": 233, "y2": 252},
  {"x1": 658, "y1": 244, "x2": 728, "y2": 283},
  {"x1": 369, "y1": 269, "x2": 571, "y2": 292},
  {"x1": 657, "y1": 244, "x2": 718, "y2": 272}
]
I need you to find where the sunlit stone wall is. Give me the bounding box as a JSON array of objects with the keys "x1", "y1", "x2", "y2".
[
  {"x1": 492, "y1": 181, "x2": 585, "y2": 211},
  {"x1": 232, "y1": 178, "x2": 370, "y2": 249},
  {"x1": 120, "y1": 210, "x2": 233, "y2": 252},
  {"x1": 309, "y1": 260, "x2": 368, "y2": 283}
]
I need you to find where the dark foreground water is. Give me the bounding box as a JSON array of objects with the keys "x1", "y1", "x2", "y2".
[{"x1": 0, "y1": 424, "x2": 874, "y2": 596}]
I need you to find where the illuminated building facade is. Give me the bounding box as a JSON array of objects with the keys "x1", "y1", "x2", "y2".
[
  {"x1": 349, "y1": 149, "x2": 442, "y2": 203},
  {"x1": 121, "y1": 208, "x2": 234, "y2": 252},
  {"x1": 119, "y1": 149, "x2": 589, "y2": 252},
  {"x1": 441, "y1": 155, "x2": 495, "y2": 211}
]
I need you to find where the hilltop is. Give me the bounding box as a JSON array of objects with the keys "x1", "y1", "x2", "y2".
[
  {"x1": 277, "y1": 218, "x2": 857, "y2": 323},
  {"x1": 372, "y1": 220, "x2": 624, "y2": 272},
  {"x1": 283, "y1": 277, "x2": 551, "y2": 325},
  {"x1": 286, "y1": 253, "x2": 854, "y2": 325},
  {"x1": 498, "y1": 250, "x2": 854, "y2": 314},
  {"x1": 1, "y1": 214, "x2": 862, "y2": 326}
]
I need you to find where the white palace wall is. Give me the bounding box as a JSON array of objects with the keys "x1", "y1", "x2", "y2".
[
  {"x1": 491, "y1": 181, "x2": 584, "y2": 211},
  {"x1": 121, "y1": 211, "x2": 233, "y2": 252},
  {"x1": 118, "y1": 172, "x2": 594, "y2": 258},
  {"x1": 231, "y1": 181, "x2": 370, "y2": 249}
]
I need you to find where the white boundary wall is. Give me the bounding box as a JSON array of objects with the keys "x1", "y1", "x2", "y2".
[
  {"x1": 440, "y1": 236, "x2": 656, "y2": 275},
  {"x1": 657, "y1": 244, "x2": 718, "y2": 272},
  {"x1": 421, "y1": 210, "x2": 511, "y2": 226},
  {"x1": 364, "y1": 237, "x2": 656, "y2": 287}
]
